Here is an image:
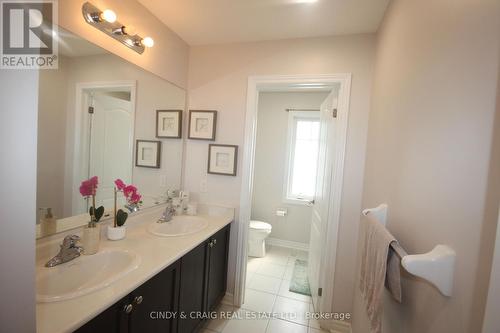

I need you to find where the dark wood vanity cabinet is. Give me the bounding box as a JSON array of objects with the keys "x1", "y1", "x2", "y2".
[
  {"x1": 178, "y1": 225, "x2": 230, "y2": 333},
  {"x1": 74, "y1": 295, "x2": 129, "y2": 333},
  {"x1": 178, "y1": 242, "x2": 208, "y2": 333},
  {"x1": 74, "y1": 224, "x2": 230, "y2": 333},
  {"x1": 205, "y1": 226, "x2": 230, "y2": 312},
  {"x1": 129, "y1": 261, "x2": 181, "y2": 333},
  {"x1": 75, "y1": 261, "x2": 181, "y2": 333}
]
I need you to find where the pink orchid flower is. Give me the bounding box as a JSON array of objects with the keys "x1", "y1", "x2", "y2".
[
  {"x1": 114, "y1": 179, "x2": 142, "y2": 205},
  {"x1": 123, "y1": 185, "x2": 138, "y2": 198},
  {"x1": 130, "y1": 192, "x2": 142, "y2": 204},
  {"x1": 114, "y1": 179, "x2": 126, "y2": 191},
  {"x1": 79, "y1": 176, "x2": 98, "y2": 197}
]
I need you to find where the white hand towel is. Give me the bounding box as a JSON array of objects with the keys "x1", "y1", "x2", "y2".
[{"x1": 360, "y1": 214, "x2": 402, "y2": 333}]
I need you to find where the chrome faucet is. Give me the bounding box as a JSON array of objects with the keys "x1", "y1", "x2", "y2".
[
  {"x1": 158, "y1": 203, "x2": 176, "y2": 223},
  {"x1": 158, "y1": 189, "x2": 179, "y2": 223},
  {"x1": 45, "y1": 235, "x2": 84, "y2": 267}
]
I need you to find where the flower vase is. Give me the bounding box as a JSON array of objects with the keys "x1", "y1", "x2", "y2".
[
  {"x1": 125, "y1": 202, "x2": 140, "y2": 213},
  {"x1": 82, "y1": 223, "x2": 100, "y2": 255},
  {"x1": 107, "y1": 225, "x2": 127, "y2": 241}
]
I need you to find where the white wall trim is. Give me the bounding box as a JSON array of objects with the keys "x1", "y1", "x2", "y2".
[
  {"x1": 329, "y1": 320, "x2": 352, "y2": 333},
  {"x1": 267, "y1": 237, "x2": 309, "y2": 251},
  {"x1": 221, "y1": 292, "x2": 234, "y2": 306},
  {"x1": 482, "y1": 206, "x2": 500, "y2": 333},
  {"x1": 236, "y1": 74, "x2": 352, "y2": 312}
]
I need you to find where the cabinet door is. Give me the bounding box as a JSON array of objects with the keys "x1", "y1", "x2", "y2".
[
  {"x1": 74, "y1": 296, "x2": 129, "y2": 333},
  {"x1": 206, "y1": 225, "x2": 230, "y2": 311},
  {"x1": 129, "y1": 260, "x2": 181, "y2": 333},
  {"x1": 178, "y1": 242, "x2": 209, "y2": 333}
]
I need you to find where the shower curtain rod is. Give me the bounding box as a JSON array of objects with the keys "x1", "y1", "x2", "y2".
[{"x1": 285, "y1": 108, "x2": 320, "y2": 112}]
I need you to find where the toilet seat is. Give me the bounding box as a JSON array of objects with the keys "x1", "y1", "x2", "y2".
[
  {"x1": 248, "y1": 220, "x2": 272, "y2": 258},
  {"x1": 250, "y1": 220, "x2": 272, "y2": 231}
]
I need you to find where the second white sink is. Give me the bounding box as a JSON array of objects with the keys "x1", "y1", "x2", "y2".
[
  {"x1": 148, "y1": 215, "x2": 208, "y2": 237},
  {"x1": 37, "y1": 249, "x2": 140, "y2": 303}
]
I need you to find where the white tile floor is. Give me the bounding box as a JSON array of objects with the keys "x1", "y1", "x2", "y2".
[{"x1": 203, "y1": 245, "x2": 329, "y2": 333}]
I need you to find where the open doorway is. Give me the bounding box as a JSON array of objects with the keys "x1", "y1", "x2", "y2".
[{"x1": 235, "y1": 74, "x2": 351, "y2": 331}]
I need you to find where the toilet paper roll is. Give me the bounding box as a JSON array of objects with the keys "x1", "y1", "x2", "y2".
[{"x1": 276, "y1": 208, "x2": 287, "y2": 217}]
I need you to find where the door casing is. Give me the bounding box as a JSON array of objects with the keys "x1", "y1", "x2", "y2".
[{"x1": 235, "y1": 74, "x2": 351, "y2": 330}]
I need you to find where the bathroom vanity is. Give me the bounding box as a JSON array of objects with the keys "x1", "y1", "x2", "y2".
[
  {"x1": 36, "y1": 204, "x2": 233, "y2": 333},
  {"x1": 33, "y1": 25, "x2": 235, "y2": 333}
]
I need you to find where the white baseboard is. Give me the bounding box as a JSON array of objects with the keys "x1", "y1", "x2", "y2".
[
  {"x1": 325, "y1": 319, "x2": 351, "y2": 333},
  {"x1": 267, "y1": 237, "x2": 309, "y2": 251},
  {"x1": 221, "y1": 292, "x2": 234, "y2": 306}
]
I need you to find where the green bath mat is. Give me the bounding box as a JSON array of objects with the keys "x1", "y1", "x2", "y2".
[{"x1": 289, "y1": 259, "x2": 312, "y2": 296}]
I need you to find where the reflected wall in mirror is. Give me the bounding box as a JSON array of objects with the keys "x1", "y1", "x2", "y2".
[{"x1": 36, "y1": 28, "x2": 186, "y2": 238}]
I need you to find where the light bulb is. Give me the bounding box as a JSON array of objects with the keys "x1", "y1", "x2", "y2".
[
  {"x1": 142, "y1": 37, "x2": 154, "y2": 48},
  {"x1": 101, "y1": 9, "x2": 116, "y2": 23}
]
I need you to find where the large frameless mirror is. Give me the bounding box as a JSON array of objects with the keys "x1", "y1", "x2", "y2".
[{"x1": 36, "y1": 27, "x2": 185, "y2": 238}]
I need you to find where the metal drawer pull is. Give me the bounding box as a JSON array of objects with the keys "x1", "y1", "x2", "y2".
[
  {"x1": 213, "y1": 239, "x2": 217, "y2": 245},
  {"x1": 123, "y1": 304, "x2": 133, "y2": 314},
  {"x1": 208, "y1": 240, "x2": 214, "y2": 248},
  {"x1": 134, "y1": 295, "x2": 143, "y2": 305}
]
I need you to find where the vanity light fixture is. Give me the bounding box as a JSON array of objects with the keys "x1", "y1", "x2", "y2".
[
  {"x1": 100, "y1": 9, "x2": 117, "y2": 23},
  {"x1": 141, "y1": 37, "x2": 154, "y2": 48},
  {"x1": 82, "y1": 2, "x2": 153, "y2": 54},
  {"x1": 87, "y1": 8, "x2": 117, "y2": 23}
]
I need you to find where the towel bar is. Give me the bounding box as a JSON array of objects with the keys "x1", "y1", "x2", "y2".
[
  {"x1": 362, "y1": 204, "x2": 456, "y2": 297},
  {"x1": 389, "y1": 241, "x2": 407, "y2": 259}
]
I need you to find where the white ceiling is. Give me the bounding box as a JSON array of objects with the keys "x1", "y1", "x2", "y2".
[{"x1": 138, "y1": 0, "x2": 390, "y2": 45}]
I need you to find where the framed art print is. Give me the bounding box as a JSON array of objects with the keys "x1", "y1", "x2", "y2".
[
  {"x1": 188, "y1": 110, "x2": 217, "y2": 140},
  {"x1": 156, "y1": 110, "x2": 182, "y2": 138},
  {"x1": 207, "y1": 144, "x2": 238, "y2": 176},
  {"x1": 136, "y1": 140, "x2": 161, "y2": 168}
]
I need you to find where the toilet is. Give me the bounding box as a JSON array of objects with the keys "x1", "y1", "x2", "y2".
[{"x1": 248, "y1": 220, "x2": 272, "y2": 257}]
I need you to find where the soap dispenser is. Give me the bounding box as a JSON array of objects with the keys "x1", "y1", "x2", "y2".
[{"x1": 40, "y1": 207, "x2": 57, "y2": 236}]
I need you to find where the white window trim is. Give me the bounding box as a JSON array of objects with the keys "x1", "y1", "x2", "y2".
[{"x1": 283, "y1": 110, "x2": 320, "y2": 206}]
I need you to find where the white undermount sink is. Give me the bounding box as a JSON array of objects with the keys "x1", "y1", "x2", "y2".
[
  {"x1": 148, "y1": 215, "x2": 208, "y2": 237},
  {"x1": 36, "y1": 249, "x2": 140, "y2": 303}
]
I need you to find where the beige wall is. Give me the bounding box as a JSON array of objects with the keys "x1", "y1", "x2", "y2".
[
  {"x1": 252, "y1": 92, "x2": 328, "y2": 245},
  {"x1": 0, "y1": 71, "x2": 39, "y2": 332},
  {"x1": 353, "y1": 1, "x2": 500, "y2": 332},
  {"x1": 59, "y1": 0, "x2": 189, "y2": 88},
  {"x1": 186, "y1": 34, "x2": 376, "y2": 313}
]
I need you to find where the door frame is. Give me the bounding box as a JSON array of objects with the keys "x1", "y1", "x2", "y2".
[
  {"x1": 235, "y1": 74, "x2": 352, "y2": 318},
  {"x1": 71, "y1": 81, "x2": 137, "y2": 216},
  {"x1": 482, "y1": 205, "x2": 500, "y2": 332}
]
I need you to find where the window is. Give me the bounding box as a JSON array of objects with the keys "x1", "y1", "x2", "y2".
[{"x1": 284, "y1": 111, "x2": 320, "y2": 204}]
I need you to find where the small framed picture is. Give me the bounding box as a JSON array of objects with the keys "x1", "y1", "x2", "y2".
[
  {"x1": 188, "y1": 110, "x2": 217, "y2": 140},
  {"x1": 207, "y1": 144, "x2": 238, "y2": 176},
  {"x1": 136, "y1": 140, "x2": 161, "y2": 168},
  {"x1": 156, "y1": 110, "x2": 182, "y2": 138}
]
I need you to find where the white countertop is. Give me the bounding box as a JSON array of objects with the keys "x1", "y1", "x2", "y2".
[{"x1": 36, "y1": 204, "x2": 234, "y2": 333}]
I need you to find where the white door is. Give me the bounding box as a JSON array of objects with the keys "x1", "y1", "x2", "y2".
[
  {"x1": 89, "y1": 92, "x2": 133, "y2": 210},
  {"x1": 308, "y1": 90, "x2": 338, "y2": 311}
]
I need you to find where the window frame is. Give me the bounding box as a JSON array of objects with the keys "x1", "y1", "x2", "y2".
[{"x1": 282, "y1": 110, "x2": 320, "y2": 205}]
